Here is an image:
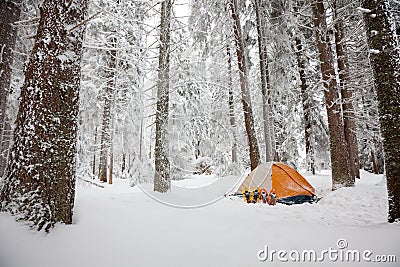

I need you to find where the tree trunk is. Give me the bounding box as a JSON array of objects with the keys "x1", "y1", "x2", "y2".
[
  {"x1": 255, "y1": 0, "x2": 274, "y2": 162},
  {"x1": 226, "y1": 44, "x2": 237, "y2": 163},
  {"x1": 0, "y1": 1, "x2": 21, "y2": 178},
  {"x1": 98, "y1": 37, "x2": 117, "y2": 183},
  {"x1": 362, "y1": 0, "x2": 400, "y2": 222},
  {"x1": 312, "y1": 0, "x2": 353, "y2": 189},
  {"x1": 154, "y1": 0, "x2": 172, "y2": 193},
  {"x1": 121, "y1": 152, "x2": 126, "y2": 173},
  {"x1": 295, "y1": 37, "x2": 315, "y2": 175},
  {"x1": 109, "y1": 149, "x2": 113, "y2": 185},
  {"x1": 0, "y1": 0, "x2": 88, "y2": 231},
  {"x1": 139, "y1": 118, "x2": 143, "y2": 161},
  {"x1": 371, "y1": 149, "x2": 379, "y2": 174},
  {"x1": 334, "y1": 3, "x2": 360, "y2": 179},
  {"x1": 0, "y1": 120, "x2": 11, "y2": 178},
  {"x1": 229, "y1": 0, "x2": 261, "y2": 170},
  {"x1": 92, "y1": 126, "x2": 97, "y2": 178}
]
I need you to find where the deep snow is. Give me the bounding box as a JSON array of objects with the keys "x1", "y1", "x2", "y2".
[{"x1": 0, "y1": 170, "x2": 399, "y2": 267}]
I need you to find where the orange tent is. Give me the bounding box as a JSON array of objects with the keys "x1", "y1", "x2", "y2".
[{"x1": 236, "y1": 162, "x2": 316, "y2": 204}]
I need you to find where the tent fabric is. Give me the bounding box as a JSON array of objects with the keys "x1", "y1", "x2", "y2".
[
  {"x1": 236, "y1": 162, "x2": 315, "y2": 200},
  {"x1": 237, "y1": 162, "x2": 272, "y2": 193}
]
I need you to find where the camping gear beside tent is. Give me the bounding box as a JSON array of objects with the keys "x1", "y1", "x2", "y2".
[{"x1": 235, "y1": 162, "x2": 316, "y2": 205}]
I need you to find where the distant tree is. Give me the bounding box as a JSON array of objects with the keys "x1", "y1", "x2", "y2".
[
  {"x1": 226, "y1": 44, "x2": 238, "y2": 163},
  {"x1": 362, "y1": 0, "x2": 400, "y2": 222},
  {"x1": 0, "y1": 1, "x2": 21, "y2": 177},
  {"x1": 78, "y1": 0, "x2": 147, "y2": 182},
  {"x1": 294, "y1": 35, "x2": 315, "y2": 174},
  {"x1": 0, "y1": 0, "x2": 88, "y2": 231},
  {"x1": 154, "y1": 0, "x2": 172, "y2": 193},
  {"x1": 312, "y1": 0, "x2": 353, "y2": 189},
  {"x1": 98, "y1": 36, "x2": 117, "y2": 184},
  {"x1": 254, "y1": 0, "x2": 274, "y2": 162}
]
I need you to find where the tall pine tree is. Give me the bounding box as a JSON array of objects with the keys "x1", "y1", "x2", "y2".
[
  {"x1": 362, "y1": 0, "x2": 400, "y2": 222},
  {"x1": 0, "y1": 0, "x2": 88, "y2": 231}
]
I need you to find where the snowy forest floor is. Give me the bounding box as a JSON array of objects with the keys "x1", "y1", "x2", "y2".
[{"x1": 1, "y1": 170, "x2": 399, "y2": 267}]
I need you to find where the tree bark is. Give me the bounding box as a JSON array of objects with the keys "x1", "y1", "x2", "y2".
[
  {"x1": 334, "y1": 2, "x2": 360, "y2": 179},
  {"x1": 0, "y1": 0, "x2": 88, "y2": 231},
  {"x1": 312, "y1": 0, "x2": 353, "y2": 189},
  {"x1": 0, "y1": 1, "x2": 21, "y2": 177},
  {"x1": 229, "y1": 0, "x2": 261, "y2": 170},
  {"x1": 0, "y1": 120, "x2": 11, "y2": 178},
  {"x1": 362, "y1": 0, "x2": 400, "y2": 222},
  {"x1": 154, "y1": 0, "x2": 172, "y2": 193},
  {"x1": 255, "y1": 0, "x2": 274, "y2": 162}
]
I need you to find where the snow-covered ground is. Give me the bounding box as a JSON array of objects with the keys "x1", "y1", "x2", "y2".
[{"x1": 1, "y1": 170, "x2": 399, "y2": 267}]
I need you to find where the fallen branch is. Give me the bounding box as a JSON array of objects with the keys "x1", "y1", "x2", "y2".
[{"x1": 77, "y1": 176, "x2": 105, "y2": 188}]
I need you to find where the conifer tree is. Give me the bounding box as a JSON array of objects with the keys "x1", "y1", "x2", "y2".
[
  {"x1": 0, "y1": 0, "x2": 88, "y2": 231},
  {"x1": 362, "y1": 0, "x2": 400, "y2": 222}
]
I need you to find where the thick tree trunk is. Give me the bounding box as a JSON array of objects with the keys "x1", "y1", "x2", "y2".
[
  {"x1": 295, "y1": 37, "x2": 315, "y2": 175},
  {"x1": 229, "y1": 0, "x2": 261, "y2": 170},
  {"x1": 334, "y1": 3, "x2": 360, "y2": 179},
  {"x1": 312, "y1": 0, "x2": 353, "y2": 189},
  {"x1": 362, "y1": 0, "x2": 400, "y2": 222},
  {"x1": 0, "y1": 0, "x2": 88, "y2": 231},
  {"x1": 154, "y1": 0, "x2": 172, "y2": 193},
  {"x1": 0, "y1": 1, "x2": 21, "y2": 178},
  {"x1": 98, "y1": 37, "x2": 117, "y2": 183},
  {"x1": 255, "y1": 0, "x2": 274, "y2": 162},
  {"x1": 226, "y1": 44, "x2": 237, "y2": 163}
]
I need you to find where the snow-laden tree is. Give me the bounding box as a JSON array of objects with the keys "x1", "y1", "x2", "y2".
[
  {"x1": 0, "y1": 1, "x2": 40, "y2": 180},
  {"x1": 254, "y1": 0, "x2": 275, "y2": 163},
  {"x1": 78, "y1": 0, "x2": 147, "y2": 183},
  {"x1": 362, "y1": 0, "x2": 400, "y2": 222},
  {"x1": 334, "y1": 0, "x2": 361, "y2": 179},
  {"x1": 154, "y1": 0, "x2": 172, "y2": 192},
  {"x1": 164, "y1": 0, "x2": 244, "y2": 178},
  {"x1": 0, "y1": 0, "x2": 88, "y2": 231},
  {"x1": 312, "y1": 0, "x2": 353, "y2": 189},
  {"x1": 229, "y1": 0, "x2": 261, "y2": 170}
]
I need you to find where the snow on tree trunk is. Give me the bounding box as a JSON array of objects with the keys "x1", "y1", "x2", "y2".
[
  {"x1": 362, "y1": 0, "x2": 400, "y2": 222},
  {"x1": 226, "y1": 44, "x2": 238, "y2": 163},
  {"x1": 255, "y1": 0, "x2": 274, "y2": 163},
  {"x1": 0, "y1": 1, "x2": 21, "y2": 178},
  {"x1": 154, "y1": 0, "x2": 172, "y2": 193},
  {"x1": 334, "y1": 2, "x2": 361, "y2": 179},
  {"x1": 312, "y1": 0, "x2": 353, "y2": 189},
  {"x1": 0, "y1": 0, "x2": 88, "y2": 231},
  {"x1": 295, "y1": 37, "x2": 315, "y2": 175},
  {"x1": 229, "y1": 0, "x2": 261, "y2": 170},
  {"x1": 98, "y1": 37, "x2": 117, "y2": 183}
]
